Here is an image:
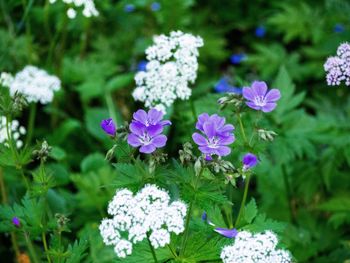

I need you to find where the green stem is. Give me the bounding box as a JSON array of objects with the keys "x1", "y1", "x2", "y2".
[
  {"x1": 234, "y1": 173, "x2": 251, "y2": 228},
  {"x1": 44, "y1": 0, "x2": 52, "y2": 41},
  {"x1": 24, "y1": 232, "x2": 40, "y2": 263},
  {"x1": 237, "y1": 112, "x2": 248, "y2": 145},
  {"x1": 105, "y1": 91, "x2": 118, "y2": 126},
  {"x1": 190, "y1": 98, "x2": 197, "y2": 123},
  {"x1": 26, "y1": 103, "x2": 36, "y2": 146},
  {"x1": 167, "y1": 244, "x2": 177, "y2": 259},
  {"x1": 147, "y1": 233, "x2": 158, "y2": 263},
  {"x1": 0, "y1": 0, "x2": 15, "y2": 35},
  {"x1": 42, "y1": 232, "x2": 52, "y2": 263},
  {"x1": 0, "y1": 168, "x2": 21, "y2": 261},
  {"x1": 6, "y1": 116, "x2": 30, "y2": 190},
  {"x1": 282, "y1": 164, "x2": 296, "y2": 224},
  {"x1": 180, "y1": 169, "x2": 202, "y2": 257}
]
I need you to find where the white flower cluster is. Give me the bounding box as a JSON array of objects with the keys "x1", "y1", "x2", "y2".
[
  {"x1": 0, "y1": 117, "x2": 26, "y2": 148},
  {"x1": 99, "y1": 184, "x2": 187, "y2": 258},
  {"x1": 3, "y1": 66, "x2": 61, "y2": 104},
  {"x1": 221, "y1": 231, "x2": 293, "y2": 263},
  {"x1": 49, "y1": 0, "x2": 99, "y2": 19},
  {"x1": 0, "y1": 72, "x2": 14, "y2": 87},
  {"x1": 133, "y1": 31, "x2": 204, "y2": 113},
  {"x1": 324, "y1": 42, "x2": 350, "y2": 86}
]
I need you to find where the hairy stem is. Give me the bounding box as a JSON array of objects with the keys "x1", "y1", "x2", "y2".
[
  {"x1": 105, "y1": 92, "x2": 118, "y2": 126},
  {"x1": 42, "y1": 232, "x2": 52, "y2": 263},
  {"x1": 180, "y1": 168, "x2": 202, "y2": 257},
  {"x1": 24, "y1": 232, "x2": 40, "y2": 263},
  {"x1": 234, "y1": 173, "x2": 251, "y2": 227},
  {"x1": 26, "y1": 103, "x2": 36, "y2": 146}
]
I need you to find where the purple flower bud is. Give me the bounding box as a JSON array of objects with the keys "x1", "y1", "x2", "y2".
[
  {"x1": 214, "y1": 227, "x2": 238, "y2": 238},
  {"x1": 242, "y1": 153, "x2": 258, "y2": 170},
  {"x1": 201, "y1": 212, "x2": 207, "y2": 221},
  {"x1": 101, "y1": 118, "x2": 117, "y2": 136},
  {"x1": 12, "y1": 217, "x2": 20, "y2": 227}
]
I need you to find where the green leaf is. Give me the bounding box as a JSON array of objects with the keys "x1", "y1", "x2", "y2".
[
  {"x1": 81, "y1": 153, "x2": 107, "y2": 173},
  {"x1": 106, "y1": 73, "x2": 134, "y2": 92},
  {"x1": 244, "y1": 213, "x2": 286, "y2": 234},
  {"x1": 243, "y1": 198, "x2": 258, "y2": 224},
  {"x1": 50, "y1": 146, "x2": 67, "y2": 161}
]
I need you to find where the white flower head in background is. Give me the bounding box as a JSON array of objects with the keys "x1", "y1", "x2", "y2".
[
  {"x1": 6, "y1": 66, "x2": 61, "y2": 104},
  {"x1": 0, "y1": 72, "x2": 14, "y2": 87},
  {"x1": 220, "y1": 230, "x2": 293, "y2": 263},
  {"x1": 99, "y1": 184, "x2": 187, "y2": 258},
  {"x1": 133, "y1": 31, "x2": 204, "y2": 113},
  {"x1": 0, "y1": 117, "x2": 26, "y2": 149},
  {"x1": 49, "y1": 0, "x2": 99, "y2": 18}
]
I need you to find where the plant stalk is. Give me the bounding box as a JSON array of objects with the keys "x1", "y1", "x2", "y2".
[{"x1": 234, "y1": 173, "x2": 251, "y2": 227}]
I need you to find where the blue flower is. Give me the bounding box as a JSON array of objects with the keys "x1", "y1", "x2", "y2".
[
  {"x1": 214, "y1": 77, "x2": 242, "y2": 94},
  {"x1": 334, "y1": 24, "x2": 345, "y2": 33},
  {"x1": 151, "y1": 2, "x2": 161, "y2": 12},
  {"x1": 124, "y1": 4, "x2": 135, "y2": 13},
  {"x1": 137, "y1": 60, "x2": 148, "y2": 72},
  {"x1": 230, "y1": 53, "x2": 247, "y2": 64},
  {"x1": 255, "y1": 26, "x2": 266, "y2": 38}
]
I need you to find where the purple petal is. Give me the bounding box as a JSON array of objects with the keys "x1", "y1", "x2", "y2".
[
  {"x1": 192, "y1": 133, "x2": 208, "y2": 146},
  {"x1": 215, "y1": 146, "x2": 231, "y2": 156},
  {"x1": 12, "y1": 217, "x2": 20, "y2": 227},
  {"x1": 133, "y1": 109, "x2": 148, "y2": 124},
  {"x1": 246, "y1": 101, "x2": 261, "y2": 111},
  {"x1": 210, "y1": 114, "x2": 225, "y2": 129},
  {"x1": 265, "y1": 89, "x2": 281, "y2": 102},
  {"x1": 242, "y1": 87, "x2": 256, "y2": 101},
  {"x1": 214, "y1": 228, "x2": 238, "y2": 238},
  {"x1": 218, "y1": 135, "x2": 235, "y2": 145},
  {"x1": 199, "y1": 146, "x2": 215, "y2": 154},
  {"x1": 160, "y1": 120, "x2": 172, "y2": 126},
  {"x1": 147, "y1": 124, "x2": 163, "y2": 137},
  {"x1": 139, "y1": 144, "x2": 157, "y2": 153},
  {"x1": 203, "y1": 122, "x2": 216, "y2": 138},
  {"x1": 218, "y1": 124, "x2": 235, "y2": 134},
  {"x1": 252, "y1": 81, "x2": 268, "y2": 96},
  {"x1": 261, "y1": 102, "x2": 277, "y2": 112},
  {"x1": 151, "y1": 134, "x2": 167, "y2": 147},
  {"x1": 129, "y1": 121, "x2": 145, "y2": 136},
  {"x1": 196, "y1": 113, "x2": 210, "y2": 131},
  {"x1": 148, "y1": 108, "x2": 163, "y2": 124},
  {"x1": 127, "y1": 134, "x2": 142, "y2": 147}
]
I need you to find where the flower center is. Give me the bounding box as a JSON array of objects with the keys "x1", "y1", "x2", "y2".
[
  {"x1": 207, "y1": 137, "x2": 219, "y2": 148},
  {"x1": 140, "y1": 132, "x2": 152, "y2": 145},
  {"x1": 254, "y1": 95, "x2": 266, "y2": 106}
]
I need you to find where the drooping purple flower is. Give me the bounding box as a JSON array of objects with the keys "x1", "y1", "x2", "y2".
[
  {"x1": 214, "y1": 227, "x2": 238, "y2": 238},
  {"x1": 192, "y1": 113, "x2": 235, "y2": 157},
  {"x1": 255, "y1": 26, "x2": 266, "y2": 38},
  {"x1": 214, "y1": 77, "x2": 242, "y2": 94},
  {"x1": 12, "y1": 217, "x2": 20, "y2": 227},
  {"x1": 127, "y1": 109, "x2": 171, "y2": 153},
  {"x1": 101, "y1": 118, "x2": 117, "y2": 136},
  {"x1": 242, "y1": 153, "x2": 258, "y2": 170},
  {"x1": 201, "y1": 212, "x2": 215, "y2": 226},
  {"x1": 150, "y1": 2, "x2": 161, "y2": 11},
  {"x1": 230, "y1": 53, "x2": 247, "y2": 64},
  {"x1": 242, "y1": 81, "x2": 281, "y2": 112},
  {"x1": 324, "y1": 42, "x2": 350, "y2": 86}
]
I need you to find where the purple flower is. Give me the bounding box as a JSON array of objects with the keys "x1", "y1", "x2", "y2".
[
  {"x1": 137, "y1": 60, "x2": 148, "y2": 72},
  {"x1": 255, "y1": 26, "x2": 266, "y2": 38},
  {"x1": 124, "y1": 4, "x2": 135, "y2": 13},
  {"x1": 214, "y1": 77, "x2": 242, "y2": 94},
  {"x1": 242, "y1": 153, "x2": 258, "y2": 170},
  {"x1": 150, "y1": 2, "x2": 161, "y2": 11},
  {"x1": 101, "y1": 118, "x2": 117, "y2": 136},
  {"x1": 192, "y1": 113, "x2": 235, "y2": 157},
  {"x1": 230, "y1": 53, "x2": 247, "y2": 64},
  {"x1": 214, "y1": 227, "x2": 238, "y2": 238},
  {"x1": 12, "y1": 217, "x2": 20, "y2": 227},
  {"x1": 242, "y1": 81, "x2": 281, "y2": 112},
  {"x1": 334, "y1": 24, "x2": 345, "y2": 33},
  {"x1": 127, "y1": 109, "x2": 171, "y2": 153},
  {"x1": 201, "y1": 212, "x2": 215, "y2": 226}
]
